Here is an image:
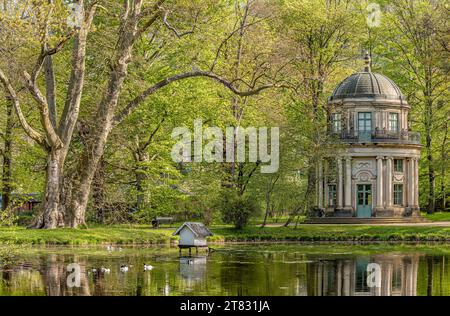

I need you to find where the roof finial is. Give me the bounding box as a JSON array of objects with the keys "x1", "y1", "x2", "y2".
[{"x1": 364, "y1": 50, "x2": 371, "y2": 72}]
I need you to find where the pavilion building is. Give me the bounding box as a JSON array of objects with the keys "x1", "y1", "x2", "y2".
[{"x1": 314, "y1": 53, "x2": 421, "y2": 220}]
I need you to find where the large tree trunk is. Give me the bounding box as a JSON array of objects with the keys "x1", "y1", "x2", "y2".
[
  {"x1": 1, "y1": 97, "x2": 13, "y2": 211},
  {"x1": 134, "y1": 151, "x2": 149, "y2": 211},
  {"x1": 64, "y1": 3, "x2": 141, "y2": 228},
  {"x1": 66, "y1": 63, "x2": 130, "y2": 227},
  {"x1": 92, "y1": 156, "x2": 106, "y2": 223},
  {"x1": 66, "y1": 137, "x2": 107, "y2": 228},
  {"x1": 66, "y1": 66, "x2": 129, "y2": 227},
  {"x1": 32, "y1": 149, "x2": 65, "y2": 229}
]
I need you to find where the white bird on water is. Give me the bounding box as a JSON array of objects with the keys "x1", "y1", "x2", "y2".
[{"x1": 144, "y1": 264, "x2": 153, "y2": 271}]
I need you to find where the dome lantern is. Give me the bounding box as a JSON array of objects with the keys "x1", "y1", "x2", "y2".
[{"x1": 363, "y1": 50, "x2": 371, "y2": 72}]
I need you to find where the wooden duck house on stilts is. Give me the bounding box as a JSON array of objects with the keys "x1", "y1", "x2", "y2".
[{"x1": 173, "y1": 222, "x2": 213, "y2": 255}]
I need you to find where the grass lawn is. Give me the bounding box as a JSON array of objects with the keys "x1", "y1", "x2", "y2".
[
  {"x1": 421, "y1": 212, "x2": 450, "y2": 221},
  {"x1": 2, "y1": 222, "x2": 450, "y2": 244},
  {"x1": 0, "y1": 225, "x2": 177, "y2": 245},
  {"x1": 211, "y1": 225, "x2": 450, "y2": 242}
]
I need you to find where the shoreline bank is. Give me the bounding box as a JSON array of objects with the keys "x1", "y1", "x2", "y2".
[{"x1": 2, "y1": 224, "x2": 450, "y2": 245}]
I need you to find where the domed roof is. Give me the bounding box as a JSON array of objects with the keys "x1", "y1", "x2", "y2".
[{"x1": 328, "y1": 53, "x2": 407, "y2": 105}]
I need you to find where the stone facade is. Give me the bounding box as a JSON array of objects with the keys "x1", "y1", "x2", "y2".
[{"x1": 316, "y1": 53, "x2": 421, "y2": 218}]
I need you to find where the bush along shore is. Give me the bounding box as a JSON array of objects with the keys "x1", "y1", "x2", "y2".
[
  {"x1": 210, "y1": 226, "x2": 450, "y2": 243},
  {"x1": 2, "y1": 225, "x2": 450, "y2": 245}
]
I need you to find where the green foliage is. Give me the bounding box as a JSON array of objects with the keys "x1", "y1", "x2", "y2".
[
  {"x1": 0, "y1": 208, "x2": 17, "y2": 227},
  {"x1": 421, "y1": 212, "x2": 450, "y2": 222},
  {"x1": 131, "y1": 185, "x2": 184, "y2": 224},
  {"x1": 217, "y1": 190, "x2": 260, "y2": 229},
  {"x1": 0, "y1": 244, "x2": 21, "y2": 268}
]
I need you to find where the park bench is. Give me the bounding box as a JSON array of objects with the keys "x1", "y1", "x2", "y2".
[{"x1": 151, "y1": 217, "x2": 174, "y2": 228}]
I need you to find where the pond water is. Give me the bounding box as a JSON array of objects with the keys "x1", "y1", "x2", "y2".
[{"x1": 1, "y1": 243, "x2": 450, "y2": 296}]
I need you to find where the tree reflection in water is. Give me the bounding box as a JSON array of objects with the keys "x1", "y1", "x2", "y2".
[{"x1": 1, "y1": 246, "x2": 450, "y2": 296}]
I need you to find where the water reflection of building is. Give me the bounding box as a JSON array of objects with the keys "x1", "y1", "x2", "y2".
[
  {"x1": 179, "y1": 256, "x2": 207, "y2": 282},
  {"x1": 307, "y1": 254, "x2": 420, "y2": 296}
]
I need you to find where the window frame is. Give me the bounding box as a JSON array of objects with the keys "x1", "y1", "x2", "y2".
[
  {"x1": 358, "y1": 112, "x2": 372, "y2": 132},
  {"x1": 328, "y1": 184, "x2": 337, "y2": 206},
  {"x1": 331, "y1": 113, "x2": 342, "y2": 133},
  {"x1": 393, "y1": 184, "x2": 403, "y2": 206},
  {"x1": 394, "y1": 159, "x2": 403, "y2": 173},
  {"x1": 389, "y1": 112, "x2": 399, "y2": 132}
]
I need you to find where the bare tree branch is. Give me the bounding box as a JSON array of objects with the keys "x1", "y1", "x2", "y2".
[
  {"x1": 140, "y1": 112, "x2": 167, "y2": 151},
  {"x1": 44, "y1": 55, "x2": 57, "y2": 128},
  {"x1": 22, "y1": 71, "x2": 62, "y2": 148},
  {"x1": 0, "y1": 69, "x2": 46, "y2": 147},
  {"x1": 135, "y1": 0, "x2": 166, "y2": 39},
  {"x1": 162, "y1": 10, "x2": 196, "y2": 38},
  {"x1": 114, "y1": 70, "x2": 279, "y2": 125}
]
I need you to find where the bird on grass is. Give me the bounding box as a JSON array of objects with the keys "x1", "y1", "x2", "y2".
[{"x1": 120, "y1": 265, "x2": 129, "y2": 272}]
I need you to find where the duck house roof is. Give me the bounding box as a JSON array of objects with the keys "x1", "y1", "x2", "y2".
[{"x1": 173, "y1": 222, "x2": 213, "y2": 237}]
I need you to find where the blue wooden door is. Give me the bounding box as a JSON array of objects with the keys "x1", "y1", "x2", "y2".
[{"x1": 357, "y1": 184, "x2": 372, "y2": 218}]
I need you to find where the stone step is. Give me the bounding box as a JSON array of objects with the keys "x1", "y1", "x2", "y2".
[{"x1": 304, "y1": 217, "x2": 428, "y2": 224}]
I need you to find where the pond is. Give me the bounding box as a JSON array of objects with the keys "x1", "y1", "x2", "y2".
[{"x1": 1, "y1": 243, "x2": 450, "y2": 296}]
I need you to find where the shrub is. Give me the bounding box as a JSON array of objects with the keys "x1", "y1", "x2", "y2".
[
  {"x1": 217, "y1": 190, "x2": 260, "y2": 229},
  {"x1": 0, "y1": 207, "x2": 18, "y2": 227}
]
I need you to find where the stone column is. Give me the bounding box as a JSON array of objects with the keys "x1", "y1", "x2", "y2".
[
  {"x1": 407, "y1": 158, "x2": 414, "y2": 207},
  {"x1": 337, "y1": 158, "x2": 343, "y2": 209},
  {"x1": 386, "y1": 157, "x2": 393, "y2": 208},
  {"x1": 414, "y1": 158, "x2": 419, "y2": 208},
  {"x1": 318, "y1": 160, "x2": 323, "y2": 209},
  {"x1": 376, "y1": 156, "x2": 384, "y2": 210},
  {"x1": 344, "y1": 157, "x2": 352, "y2": 211}
]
